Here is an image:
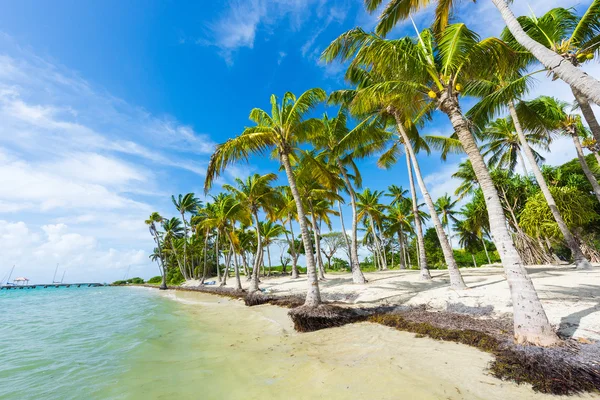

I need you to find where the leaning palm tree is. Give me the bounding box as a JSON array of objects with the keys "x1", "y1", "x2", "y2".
[
  {"x1": 469, "y1": 68, "x2": 593, "y2": 269},
  {"x1": 362, "y1": 0, "x2": 600, "y2": 105},
  {"x1": 205, "y1": 89, "x2": 326, "y2": 308},
  {"x1": 521, "y1": 96, "x2": 600, "y2": 206},
  {"x1": 323, "y1": 24, "x2": 558, "y2": 345},
  {"x1": 223, "y1": 173, "x2": 279, "y2": 292},
  {"x1": 172, "y1": 193, "x2": 200, "y2": 280},
  {"x1": 145, "y1": 212, "x2": 167, "y2": 290},
  {"x1": 501, "y1": 3, "x2": 600, "y2": 145}
]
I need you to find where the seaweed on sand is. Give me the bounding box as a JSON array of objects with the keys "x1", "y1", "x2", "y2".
[{"x1": 288, "y1": 305, "x2": 367, "y2": 332}]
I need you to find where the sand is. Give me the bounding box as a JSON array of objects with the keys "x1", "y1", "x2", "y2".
[
  {"x1": 183, "y1": 264, "x2": 600, "y2": 341},
  {"x1": 162, "y1": 290, "x2": 599, "y2": 400}
]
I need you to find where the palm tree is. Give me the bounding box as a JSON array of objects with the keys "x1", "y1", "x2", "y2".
[
  {"x1": 259, "y1": 221, "x2": 286, "y2": 277},
  {"x1": 481, "y1": 117, "x2": 547, "y2": 175},
  {"x1": 385, "y1": 200, "x2": 413, "y2": 269},
  {"x1": 469, "y1": 68, "x2": 593, "y2": 269},
  {"x1": 223, "y1": 173, "x2": 279, "y2": 291},
  {"x1": 362, "y1": 0, "x2": 600, "y2": 105},
  {"x1": 462, "y1": 191, "x2": 493, "y2": 264},
  {"x1": 501, "y1": 3, "x2": 600, "y2": 145},
  {"x1": 323, "y1": 24, "x2": 558, "y2": 345},
  {"x1": 434, "y1": 194, "x2": 460, "y2": 248},
  {"x1": 162, "y1": 217, "x2": 184, "y2": 279},
  {"x1": 172, "y1": 193, "x2": 200, "y2": 280},
  {"x1": 452, "y1": 160, "x2": 478, "y2": 200},
  {"x1": 205, "y1": 89, "x2": 326, "y2": 308},
  {"x1": 522, "y1": 96, "x2": 600, "y2": 206},
  {"x1": 356, "y1": 189, "x2": 388, "y2": 270},
  {"x1": 145, "y1": 212, "x2": 167, "y2": 290},
  {"x1": 454, "y1": 220, "x2": 483, "y2": 268},
  {"x1": 309, "y1": 110, "x2": 386, "y2": 283},
  {"x1": 274, "y1": 186, "x2": 301, "y2": 278}
]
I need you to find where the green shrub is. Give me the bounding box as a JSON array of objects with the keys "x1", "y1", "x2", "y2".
[{"x1": 147, "y1": 276, "x2": 162, "y2": 284}]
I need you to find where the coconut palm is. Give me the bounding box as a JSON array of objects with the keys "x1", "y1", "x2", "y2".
[
  {"x1": 501, "y1": 3, "x2": 600, "y2": 145},
  {"x1": 462, "y1": 191, "x2": 493, "y2": 264},
  {"x1": 385, "y1": 200, "x2": 414, "y2": 269},
  {"x1": 274, "y1": 186, "x2": 301, "y2": 278},
  {"x1": 205, "y1": 89, "x2": 326, "y2": 308},
  {"x1": 323, "y1": 24, "x2": 558, "y2": 345},
  {"x1": 308, "y1": 110, "x2": 386, "y2": 283},
  {"x1": 468, "y1": 67, "x2": 593, "y2": 269},
  {"x1": 223, "y1": 173, "x2": 279, "y2": 291},
  {"x1": 259, "y1": 220, "x2": 286, "y2": 277},
  {"x1": 145, "y1": 212, "x2": 167, "y2": 290},
  {"x1": 362, "y1": 0, "x2": 600, "y2": 105},
  {"x1": 171, "y1": 193, "x2": 201, "y2": 280},
  {"x1": 454, "y1": 220, "x2": 483, "y2": 267},
  {"x1": 356, "y1": 188, "x2": 389, "y2": 270},
  {"x1": 481, "y1": 117, "x2": 547, "y2": 175},
  {"x1": 434, "y1": 194, "x2": 460, "y2": 247},
  {"x1": 521, "y1": 96, "x2": 600, "y2": 206},
  {"x1": 162, "y1": 217, "x2": 184, "y2": 279}
]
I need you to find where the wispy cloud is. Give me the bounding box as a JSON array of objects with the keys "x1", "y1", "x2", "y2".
[{"x1": 205, "y1": 0, "x2": 347, "y2": 64}]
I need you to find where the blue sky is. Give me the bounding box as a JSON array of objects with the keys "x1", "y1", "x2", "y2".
[{"x1": 0, "y1": 0, "x2": 595, "y2": 283}]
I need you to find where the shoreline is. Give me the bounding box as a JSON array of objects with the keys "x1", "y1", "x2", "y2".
[{"x1": 141, "y1": 267, "x2": 600, "y2": 396}]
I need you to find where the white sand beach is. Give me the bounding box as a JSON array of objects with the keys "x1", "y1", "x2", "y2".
[{"x1": 184, "y1": 265, "x2": 600, "y2": 341}]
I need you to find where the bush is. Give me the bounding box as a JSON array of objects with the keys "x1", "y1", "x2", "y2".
[{"x1": 147, "y1": 276, "x2": 162, "y2": 284}]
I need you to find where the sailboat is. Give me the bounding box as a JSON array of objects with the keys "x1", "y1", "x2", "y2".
[{"x1": 2, "y1": 265, "x2": 15, "y2": 286}]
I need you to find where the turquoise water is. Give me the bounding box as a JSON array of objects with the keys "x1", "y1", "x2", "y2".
[{"x1": 0, "y1": 287, "x2": 189, "y2": 400}]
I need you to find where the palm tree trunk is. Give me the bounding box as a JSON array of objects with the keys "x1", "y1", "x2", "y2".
[
  {"x1": 368, "y1": 215, "x2": 384, "y2": 270},
  {"x1": 281, "y1": 220, "x2": 296, "y2": 276},
  {"x1": 482, "y1": 236, "x2": 492, "y2": 264},
  {"x1": 472, "y1": 254, "x2": 478, "y2": 268},
  {"x1": 572, "y1": 84, "x2": 600, "y2": 147},
  {"x1": 249, "y1": 210, "x2": 262, "y2": 293},
  {"x1": 267, "y1": 245, "x2": 272, "y2": 277},
  {"x1": 491, "y1": 0, "x2": 600, "y2": 105},
  {"x1": 180, "y1": 212, "x2": 190, "y2": 281},
  {"x1": 337, "y1": 199, "x2": 353, "y2": 266},
  {"x1": 377, "y1": 221, "x2": 389, "y2": 270},
  {"x1": 396, "y1": 118, "x2": 466, "y2": 289},
  {"x1": 518, "y1": 150, "x2": 528, "y2": 176},
  {"x1": 288, "y1": 219, "x2": 300, "y2": 279},
  {"x1": 280, "y1": 152, "x2": 321, "y2": 307},
  {"x1": 221, "y1": 243, "x2": 232, "y2": 286},
  {"x1": 509, "y1": 101, "x2": 591, "y2": 269},
  {"x1": 200, "y1": 229, "x2": 209, "y2": 285},
  {"x1": 440, "y1": 94, "x2": 559, "y2": 346},
  {"x1": 398, "y1": 231, "x2": 406, "y2": 269},
  {"x1": 405, "y1": 151, "x2": 431, "y2": 280},
  {"x1": 170, "y1": 240, "x2": 185, "y2": 279},
  {"x1": 233, "y1": 251, "x2": 242, "y2": 290},
  {"x1": 571, "y1": 130, "x2": 600, "y2": 204},
  {"x1": 337, "y1": 159, "x2": 367, "y2": 283},
  {"x1": 308, "y1": 201, "x2": 326, "y2": 280},
  {"x1": 215, "y1": 234, "x2": 222, "y2": 282},
  {"x1": 152, "y1": 227, "x2": 168, "y2": 290}
]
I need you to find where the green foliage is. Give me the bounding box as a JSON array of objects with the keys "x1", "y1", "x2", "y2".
[
  {"x1": 520, "y1": 186, "x2": 599, "y2": 239},
  {"x1": 112, "y1": 277, "x2": 145, "y2": 285},
  {"x1": 330, "y1": 257, "x2": 350, "y2": 271},
  {"x1": 147, "y1": 276, "x2": 162, "y2": 284}
]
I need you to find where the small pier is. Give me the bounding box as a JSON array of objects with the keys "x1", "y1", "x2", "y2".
[{"x1": 1, "y1": 283, "x2": 105, "y2": 290}]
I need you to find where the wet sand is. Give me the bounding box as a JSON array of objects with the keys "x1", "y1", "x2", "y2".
[{"x1": 154, "y1": 290, "x2": 596, "y2": 400}]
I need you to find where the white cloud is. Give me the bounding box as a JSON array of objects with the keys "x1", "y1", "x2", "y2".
[
  {"x1": 206, "y1": 0, "x2": 348, "y2": 63},
  {"x1": 0, "y1": 220, "x2": 148, "y2": 284}
]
